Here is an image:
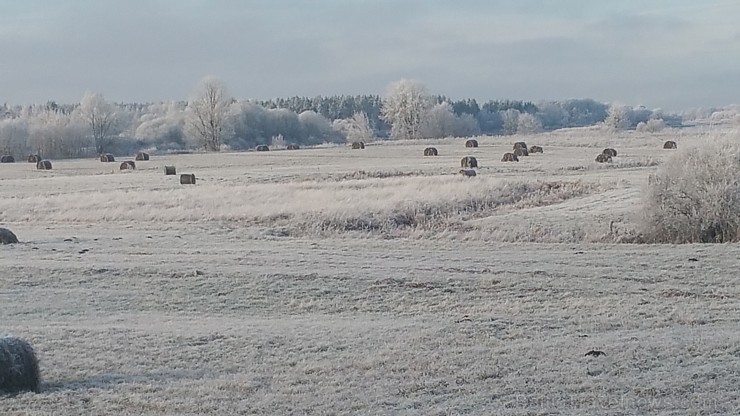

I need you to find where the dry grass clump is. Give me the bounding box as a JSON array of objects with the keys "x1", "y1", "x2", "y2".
[
  {"x1": 0, "y1": 337, "x2": 41, "y2": 394},
  {"x1": 641, "y1": 131, "x2": 740, "y2": 243},
  {"x1": 0, "y1": 227, "x2": 19, "y2": 244}
]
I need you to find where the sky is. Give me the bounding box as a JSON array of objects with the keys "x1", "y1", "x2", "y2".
[{"x1": 1, "y1": 0, "x2": 738, "y2": 111}]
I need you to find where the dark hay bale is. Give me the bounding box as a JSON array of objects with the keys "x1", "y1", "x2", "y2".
[
  {"x1": 119, "y1": 161, "x2": 136, "y2": 170},
  {"x1": 36, "y1": 160, "x2": 52, "y2": 170},
  {"x1": 0, "y1": 227, "x2": 19, "y2": 244},
  {"x1": 180, "y1": 173, "x2": 196, "y2": 185},
  {"x1": 501, "y1": 152, "x2": 519, "y2": 162},
  {"x1": 164, "y1": 165, "x2": 177, "y2": 175},
  {"x1": 135, "y1": 152, "x2": 150, "y2": 161},
  {"x1": 529, "y1": 145, "x2": 543, "y2": 153},
  {"x1": 423, "y1": 147, "x2": 438, "y2": 156},
  {"x1": 351, "y1": 141, "x2": 365, "y2": 149},
  {"x1": 0, "y1": 155, "x2": 14, "y2": 163},
  {"x1": 663, "y1": 140, "x2": 677, "y2": 149},
  {"x1": 603, "y1": 148, "x2": 617, "y2": 157},
  {"x1": 513, "y1": 147, "x2": 529, "y2": 157},
  {"x1": 459, "y1": 168, "x2": 477, "y2": 177},
  {"x1": 286, "y1": 144, "x2": 300, "y2": 150},
  {"x1": 0, "y1": 337, "x2": 41, "y2": 394},
  {"x1": 465, "y1": 139, "x2": 478, "y2": 148},
  {"x1": 460, "y1": 156, "x2": 478, "y2": 168},
  {"x1": 513, "y1": 142, "x2": 528, "y2": 151},
  {"x1": 595, "y1": 153, "x2": 612, "y2": 163},
  {"x1": 256, "y1": 145, "x2": 270, "y2": 151},
  {"x1": 100, "y1": 154, "x2": 115, "y2": 162},
  {"x1": 27, "y1": 155, "x2": 41, "y2": 163}
]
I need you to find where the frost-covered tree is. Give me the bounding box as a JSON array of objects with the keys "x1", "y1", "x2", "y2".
[
  {"x1": 134, "y1": 101, "x2": 186, "y2": 150},
  {"x1": 299, "y1": 110, "x2": 339, "y2": 145},
  {"x1": 333, "y1": 111, "x2": 374, "y2": 143},
  {"x1": 186, "y1": 76, "x2": 231, "y2": 151},
  {"x1": 77, "y1": 91, "x2": 119, "y2": 154},
  {"x1": 516, "y1": 112, "x2": 543, "y2": 134},
  {"x1": 604, "y1": 104, "x2": 633, "y2": 130},
  {"x1": 501, "y1": 109, "x2": 520, "y2": 135},
  {"x1": 381, "y1": 79, "x2": 431, "y2": 140},
  {"x1": 0, "y1": 118, "x2": 29, "y2": 156}
]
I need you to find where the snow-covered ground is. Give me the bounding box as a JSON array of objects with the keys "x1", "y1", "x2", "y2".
[{"x1": 1, "y1": 126, "x2": 738, "y2": 414}]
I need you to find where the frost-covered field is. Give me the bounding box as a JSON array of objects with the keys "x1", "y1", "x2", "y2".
[{"x1": 1, "y1": 126, "x2": 739, "y2": 415}]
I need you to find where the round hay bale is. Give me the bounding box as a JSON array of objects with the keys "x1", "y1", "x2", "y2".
[
  {"x1": 603, "y1": 148, "x2": 617, "y2": 157},
  {"x1": 36, "y1": 160, "x2": 52, "y2": 170},
  {"x1": 180, "y1": 173, "x2": 196, "y2": 185},
  {"x1": 100, "y1": 154, "x2": 115, "y2": 162},
  {"x1": 513, "y1": 142, "x2": 528, "y2": 151},
  {"x1": 529, "y1": 145, "x2": 543, "y2": 153},
  {"x1": 120, "y1": 161, "x2": 136, "y2": 170},
  {"x1": 27, "y1": 155, "x2": 41, "y2": 163},
  {"x1": 0, "y1": 227, "x2": 19, "y2": 244},
  {"x1": 423, "y1": 147, "x2": 438, "y2": 156},
  {"x1": 351, "y1": 141, "x2": 365, "y2": 149},
  {"x1": 595, "y1": 153, "x2": 612, "y2": 163},
  {"x1": 135, "y1": 152, "x2": 150, "y2": 161},
  {"x1": 460, "y1": 156, "x2": 478, "y2": 168},
  {"x1": 501, "y1": 152, "x2": 519, "y2": 162},
  {"x1": 459, "y1": 168, "x2": 477, "y2": 177},
  {"x1": 465, "y1": 139, "x2": 478, "y2": 148},
  {"x1": 663, "y1": 140, "x2": 677, "y2": 149},
  {"x1": 513, "y1": 147, "x2": 529, "y2": 157},
  {"x1": 256, "y1": 145, "x2": 270, "y2": 152},
  {"x1": 164, "y1": 165, "x2": 177, "y2": 175},
  {"x1": 0, "y1": 337, "x2": 40, "y2": 394},
  {"x1": 286, "y1": 144, "x2": 300, "y2": 150},
  {"x1": 1, "y1": 155, "x2": 15, "y2": 163}
]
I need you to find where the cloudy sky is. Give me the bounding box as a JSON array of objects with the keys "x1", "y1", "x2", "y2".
[{"x1": 1, "y1": 0, "x2": 738, "y2": 110}]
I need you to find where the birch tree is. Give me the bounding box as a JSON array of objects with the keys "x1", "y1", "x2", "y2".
[
  {"x1": 186, "y1": 76, "x2": 231, "y2": 151},
  {"x1": 78, "y1": 91, "x2": 118, "y2": 154}
]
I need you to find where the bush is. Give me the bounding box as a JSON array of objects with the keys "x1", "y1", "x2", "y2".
[{"x1": 641, "y1": 132, "x2": 740, "y2": 242}]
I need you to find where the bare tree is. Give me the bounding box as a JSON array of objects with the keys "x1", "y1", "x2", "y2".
[
  {"x1": 381, "y1": 79, "x2": 431, "y2": 140},
  {"x1": 78, "y1": 91, "x2": 118, "y2": 154},
  {"x1": 186, "y1": 76, "x2": 231, "y2": 151}
]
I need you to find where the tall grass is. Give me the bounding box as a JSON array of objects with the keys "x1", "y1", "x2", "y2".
[{"x1": 641, "y1": 130, "x2": 740, "y2": 243}]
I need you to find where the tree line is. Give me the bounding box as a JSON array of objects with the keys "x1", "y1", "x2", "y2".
[{"x1": 0, "y1": 77, "x2": 703, "y2": 160}]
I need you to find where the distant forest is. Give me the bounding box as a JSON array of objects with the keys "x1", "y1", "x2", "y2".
[{"x1": 0, "y1": 80, "x2": 730, "y2": 160}]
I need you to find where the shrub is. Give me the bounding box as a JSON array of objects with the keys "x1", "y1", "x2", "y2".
[{"x1": 641, "y1": 132, "x2": 740, "y2": 243}]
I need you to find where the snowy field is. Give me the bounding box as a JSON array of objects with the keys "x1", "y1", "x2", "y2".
[{"x1": 1, "y1": 126, "x2": 739, "y2": 414}]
